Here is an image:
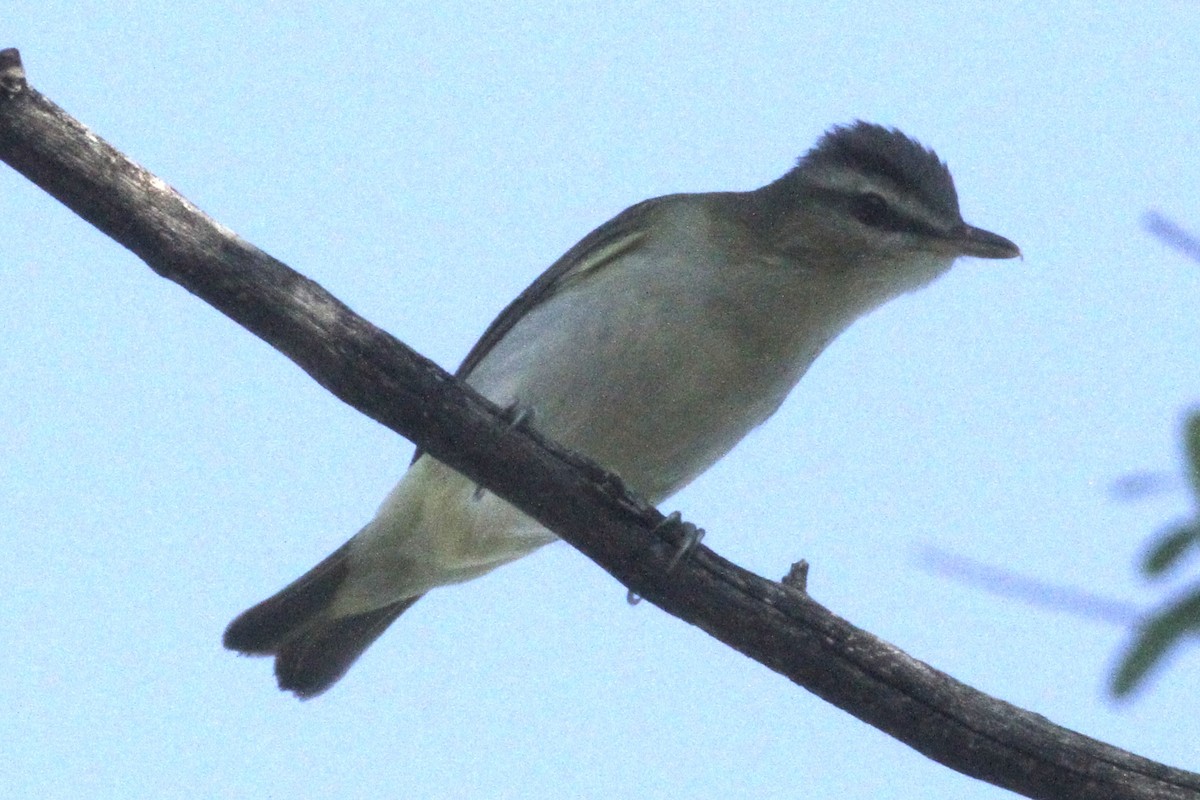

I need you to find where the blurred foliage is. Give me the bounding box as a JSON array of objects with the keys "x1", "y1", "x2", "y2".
[
  {"x1": 1112, "y1": 411, "x2": 1200, "y2": 697},
  {"x1": 1111, "y1": 215, "x2": 1200, "y2": 697}
]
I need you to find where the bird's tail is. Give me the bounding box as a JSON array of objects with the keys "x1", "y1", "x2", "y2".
[{"x1": 223, "y1": 541, "x2": 422, "y2": 699}]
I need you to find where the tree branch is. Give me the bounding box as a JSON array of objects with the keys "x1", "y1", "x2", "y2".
[{"x1": 2, "y1": 47, "x2": 1195, "y2": 800}]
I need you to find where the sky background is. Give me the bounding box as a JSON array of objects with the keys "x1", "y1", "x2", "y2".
[{"x1": 3, "y1": 3, "x2": 1199, "y2": 798}]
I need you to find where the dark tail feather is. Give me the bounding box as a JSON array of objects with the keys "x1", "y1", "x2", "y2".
[
  {"x1": 223, "y1": 541, "x2": 422, "y2": 698},
  {"x1": 223, "y1": 541, "x2": 355, "y2": 655},
  {"x1": 274, "y1": 596, "x2": 421, "y2": 698}
]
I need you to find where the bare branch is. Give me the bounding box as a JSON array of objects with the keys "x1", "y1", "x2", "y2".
[{"x1": 2, "y1": 48, "x2": 1196, "y2": 800}]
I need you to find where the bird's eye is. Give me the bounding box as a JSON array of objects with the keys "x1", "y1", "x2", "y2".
[{"x1": 850, "y1": 192, "x2": 892, "y2": 227}]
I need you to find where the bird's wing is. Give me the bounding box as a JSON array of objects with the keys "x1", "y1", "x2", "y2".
[{"x1": 409, "y1": 196, "x2": 665, "y2": 464}]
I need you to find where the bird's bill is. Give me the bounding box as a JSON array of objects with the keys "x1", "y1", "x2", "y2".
[{"x1": 955, "y1": 224, "x2": 1021, "y2": 259}]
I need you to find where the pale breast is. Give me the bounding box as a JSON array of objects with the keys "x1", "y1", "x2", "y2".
[{"x1": 465, "y1": 199, "x2": 853, "y2": 503}]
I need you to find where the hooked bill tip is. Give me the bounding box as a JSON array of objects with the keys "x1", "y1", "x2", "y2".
[{"x1": 957, "y1": 225, "x2": 1021, "y2": 259}]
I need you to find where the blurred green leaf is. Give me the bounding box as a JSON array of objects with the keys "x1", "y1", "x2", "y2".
[
  {"x1": 1185, "y1": 410, "x2": 1200, "y2": 500},
  {"x1": 1112, "y1": 586, "x2": 1200, "y2": 697},
  {"x1": 1142, "y1": 522, "x2": 1200, "y2": 577}
]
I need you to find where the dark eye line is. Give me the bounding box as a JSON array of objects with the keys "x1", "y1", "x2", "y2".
[
  {"x1": 850, "y1": 192, "x2": 892, "y2": 226},
  {"x1": 849, "y1": 191, "x2": 944, "y2": 238},
  {"x1": 800, "y1": 186, "x2": 949, "y2": 241}
]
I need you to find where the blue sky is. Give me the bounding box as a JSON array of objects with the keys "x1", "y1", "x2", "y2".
[{"x1": 3, "y1": 3, "x2": 1199, "y2": 798}]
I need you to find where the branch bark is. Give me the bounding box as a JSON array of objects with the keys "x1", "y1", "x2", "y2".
[{"x1": 1, "y1": 48, "x2": 1195, "y2": 800}]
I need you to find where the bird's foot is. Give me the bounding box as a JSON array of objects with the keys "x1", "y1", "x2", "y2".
[
  {"x1": 626, "y1": 511, "x2": 705, "y2": 605},
  {"x1": 473, "y1": 401, "x2": 536, "y2": 500}
]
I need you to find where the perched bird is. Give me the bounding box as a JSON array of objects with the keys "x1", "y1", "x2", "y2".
[{"x1": 224, "y1": 121, "x2": 1020, "y2": 698}]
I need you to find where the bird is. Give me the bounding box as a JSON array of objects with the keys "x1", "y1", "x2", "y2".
[{"x1": 223, "y1": 121, "x2": 1020, "y2": 698}]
